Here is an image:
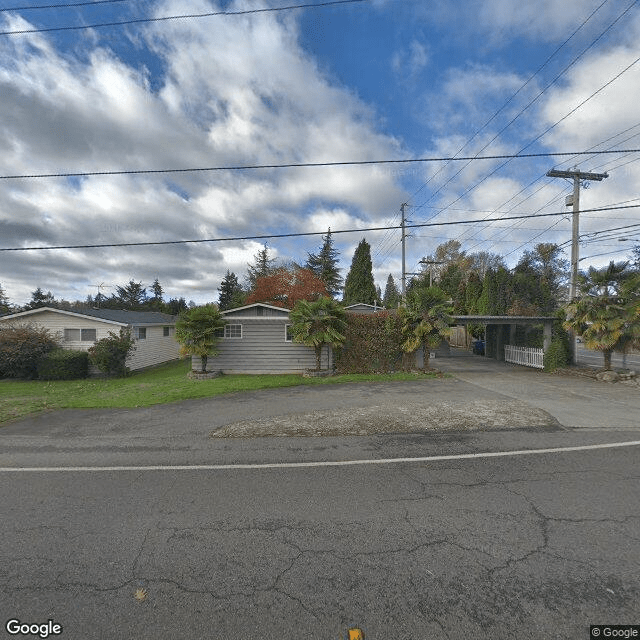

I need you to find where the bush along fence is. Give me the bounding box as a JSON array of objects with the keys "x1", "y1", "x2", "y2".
[{"x1": 335, "y1": 311, "x2": 413, "y2": 374}]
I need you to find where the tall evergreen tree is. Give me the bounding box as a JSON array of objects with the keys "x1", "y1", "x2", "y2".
[
  {"x1": 305, "y1": 229, "x2": 343, "y2": 298},
  {"x1": 0, "y1": 283, "x2": 11, "y2": 314},
  {"x1": 383, "y1": 274, "x2": 400, "y2": 308},
  {"x1": 151, "y1": 278, "x2": 164, "y2": 302},
  {"x1": 246, "y1": 245, "x2": 277, "y2": 292},
  {"x1": 115, "y1": 280, "x2": 147, "y2": 309},
  {"x1": 342, "y1": 238, "x2": 377, "y2": 306},
  {"x1": 26, "y1": 287, "x2": 55, "y2": 310},
  {"x1": 218, "y1": 271, "x2": 245, "y2": 310}
]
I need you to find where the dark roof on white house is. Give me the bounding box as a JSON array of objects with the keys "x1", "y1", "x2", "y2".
[{"x1": 0, "y1": 306, "x2": 176, "y2": 325}]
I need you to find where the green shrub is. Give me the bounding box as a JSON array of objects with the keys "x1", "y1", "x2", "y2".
[
  {"x1": 0, "y1": 323, "x2": 59, "y2": 379},
  {"x1": 88, "y1": 328, "x2": 136, "y2": 377},
  {"x1": 544, "y1": 337, "x2": 570, "y2": 372},
  {"x1": 37, "y1": 349, "x2": 89, "y2": 380},
  {"x1": 335, "y1": 312, "x2": 404, "y2": 374}
]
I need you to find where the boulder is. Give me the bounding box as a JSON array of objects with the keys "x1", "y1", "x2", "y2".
[{"x1": 596, "y1": 370, "x2": 620, "y2": 383}]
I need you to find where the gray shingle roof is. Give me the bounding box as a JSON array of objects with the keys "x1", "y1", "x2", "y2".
[
  {"x1": 68, "y1": 308, "x2": 177, "y2": 324},
  {"x1": 0, "y1": 306, "x2": 176, "y2": 325}
]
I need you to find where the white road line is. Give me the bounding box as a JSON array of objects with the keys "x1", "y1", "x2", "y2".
[{"x1": 0, "y1": 440, "x2": 639, "y2": 473}]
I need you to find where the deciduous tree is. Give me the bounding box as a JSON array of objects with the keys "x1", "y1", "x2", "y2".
[{"x1": 245, "y1": 267, "x2": 328, "y2": 309}]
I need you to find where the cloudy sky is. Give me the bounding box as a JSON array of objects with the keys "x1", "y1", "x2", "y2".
[{"x1": 1, "y1": 0, "x2": 640, "y2": 306}]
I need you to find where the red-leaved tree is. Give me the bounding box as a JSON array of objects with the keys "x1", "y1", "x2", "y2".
[{"x1": 245, "y1": 267, "x2": 328, "y2": 309}]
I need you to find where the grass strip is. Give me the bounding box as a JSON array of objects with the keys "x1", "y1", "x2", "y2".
[{"x1": 0, "y1": 359, "x2": 443, "y2": 425}]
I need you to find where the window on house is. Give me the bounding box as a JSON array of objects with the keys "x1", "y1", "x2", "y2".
[
  {"x1": 64, "y1": 329, "x2": 80, "y2": 341},
  {"x1": 225, "y1": 324, "x2": 242, "y2": 339},
  {"x1": 163, "y1": 326, "x2": 171, "y2": 337},
  {"x1": 136, "y1": 327, "x2": 147, "y2": 340},
  {"x1": 285, "y1": 324, "x2": 292, "y2": 342},
  {"x1": 81, "y1": 329, "x2": 96, "y2": 341}
]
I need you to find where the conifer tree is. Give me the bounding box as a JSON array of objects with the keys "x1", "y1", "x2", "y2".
[
  {"x1": 382, "y1": 274, "x2": 400, "y2": 308},
  {"x1": 305, "y1": 229, "x2": 343, "y2": 298},
  {"x1": 342, "y1": 238, "x2": 377, "y2": 306},
  {"x1": 115, "y1": 280, "x2": 147, "y2": 310},
  {"x1": 246, "y1": 245, "x2": 277, "y2": 292},
  {"x1": 218, "y1": 271, "x2": 245, "y2": 310},
  {"x1": 0, "y1": 283, "x2": 10, "y2": 314}
]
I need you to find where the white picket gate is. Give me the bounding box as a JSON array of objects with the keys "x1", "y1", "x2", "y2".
[{"x1": 504, "y1": 345, "x2": 544, "y2": 369}]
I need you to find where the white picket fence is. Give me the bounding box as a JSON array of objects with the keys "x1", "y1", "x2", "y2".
[{"x1": 504, "y1": 345, "x2": 544, "y2": 369}]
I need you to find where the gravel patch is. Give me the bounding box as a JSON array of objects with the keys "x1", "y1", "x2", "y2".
[{"x1": 210, "y1": 400, "x2": 560, "y2": 438}]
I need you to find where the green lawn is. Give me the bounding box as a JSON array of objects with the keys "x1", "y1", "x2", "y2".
[{"x1": 0, "y1": 359, "x2": 441, "y2": 425}]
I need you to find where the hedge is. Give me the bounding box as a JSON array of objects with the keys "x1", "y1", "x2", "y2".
[
  {"x1": 37, "y1": 349, "x2": 89, "y2": 380},
  {"x1": 335, "y1": 312, "x2": 407, "y2": 374}
]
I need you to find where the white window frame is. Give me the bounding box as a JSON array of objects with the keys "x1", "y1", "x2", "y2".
[
  {"x1": 224, "y1": 324, "x2": 242, "y2": 339},
  {"x1": 163, "y1": 326, "x2": 171, "y2": 337},
  {"x1": 285, "y1": 324, "x2": 292, "y2": 342},
  {"x1": 136, "y1": 327, "x2": 147, "y2": 340}
]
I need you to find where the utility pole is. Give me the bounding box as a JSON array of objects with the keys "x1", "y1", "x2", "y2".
[
  {"x1": 546, "y1": 168, "x2": 608, "y2": 300},
  {"x1": 546, "y1": 167, "x2": 608, "y2": 365},
  {"x1": 401, "y1": 202, "x2": 408, "y2": 303}
]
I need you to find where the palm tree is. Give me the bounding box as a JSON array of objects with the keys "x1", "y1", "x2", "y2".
[
  {"x1": 175, "y1": 304, "x2": 226, "y2": 373},
  {"x1": 399, "y1": 292, "x2": 453, "y2": 370},
  {"x1": 563, "y1": 262, "x2": 639, "y2": 370},
  {"x1": 290, "y1": 297, "x2": 347, "y2": 371}
]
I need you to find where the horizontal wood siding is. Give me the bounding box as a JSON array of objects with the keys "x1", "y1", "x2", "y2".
[
  {"x1": 0, "y1": 311, "x2": 179, "y2": 371},
  {"x1": 192, "y1": 319, "x2": 332, "y2": 373},
  {"x1": 0, "y1": 310, "x2": 122, "y2": 349},
  {"x1": 127, "y1": 326, "x2": 181, "y2": 370}
]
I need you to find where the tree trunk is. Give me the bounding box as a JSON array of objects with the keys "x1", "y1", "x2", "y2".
[
  {"x1": 603, "y1": 350, "x2": 612, "y2": 371},
  {"x1": 315, "y1": 345, "x2": 322, "y2": 371},
  {"x1": 423, "y1": 349, "x2": 430, "y2": 371},
  {"x1": 201, "y1": 354, "x2": 208, "y2": 373}
]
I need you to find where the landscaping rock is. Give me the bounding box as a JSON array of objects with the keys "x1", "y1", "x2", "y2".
[
  {"x1": 596, "y1": 370, "x2": 620, "y2": 383},
  {"x1": 188, "y1": 370, "x2": 222, "y2": 380}
]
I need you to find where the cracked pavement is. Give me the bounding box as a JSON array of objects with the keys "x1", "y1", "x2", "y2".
[{"x1": 1, "y1": 351, "x2": 639, "y2": 639}]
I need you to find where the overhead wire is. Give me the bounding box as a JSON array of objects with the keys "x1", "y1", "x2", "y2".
[
  {"x1": 0, "y1": 0, "x2": 368, "y2": 35},
  {"x1": 3, "y1": 204, "x2": 639, "y2": 252}
]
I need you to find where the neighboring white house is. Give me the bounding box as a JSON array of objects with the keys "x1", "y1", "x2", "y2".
[
  {"x1": 191, "y1": 302, "x2": 332, "y2": 374},
  {"x1": 0, "y1": 307, "x2": 180, "y2": 371}
]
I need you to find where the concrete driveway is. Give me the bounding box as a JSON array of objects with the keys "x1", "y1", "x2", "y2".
[{"x1": 434, "y1": 349, "x2": 640, "y2": 431}]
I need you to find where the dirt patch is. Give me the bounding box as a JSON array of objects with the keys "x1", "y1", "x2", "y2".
[{"x1": 210, "y1": 400, "x2": 560, "y2": 438}]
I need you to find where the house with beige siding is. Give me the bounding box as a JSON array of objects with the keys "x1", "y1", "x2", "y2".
[
  {"x1": 0, "y1": 307, "x2": 180, "y2": 371},
  {"x1": 191, "y1": 302, "x2": 332, "y2": 374}
]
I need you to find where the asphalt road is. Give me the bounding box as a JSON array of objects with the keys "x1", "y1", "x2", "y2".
[
  {"x1": 1, "y1": 365, "x2": 639, "y2": 640},
  {"x1": 575, "y1": 344, "x2": 640, "y2": 370},
  {"x1": 1, "y1": 436, "x2": 639, "y2": 640}
]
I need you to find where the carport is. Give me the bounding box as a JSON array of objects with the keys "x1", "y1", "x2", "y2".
[{"x1": 451, "y1": 315, "x2": 556, "y2": 363}]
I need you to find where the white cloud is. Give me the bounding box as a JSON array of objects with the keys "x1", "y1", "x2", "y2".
[
  {"x1": 0, "y1": 0, "x2": 407, "y2": 305},
  {"x1": 392, "y1": 40, "x2": 429, "y2": 77}
]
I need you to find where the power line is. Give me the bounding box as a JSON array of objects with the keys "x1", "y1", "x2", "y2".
[
  {"x1": 3, "y1": 204, "x2": 639, "y2": 252},
  {"x1": 410, "y1": 0, "x2": 637, "y2": 223},
  {"x1": 2, "y1": 148, "x2": 638, "y2": 180},
  {"x1": 405, "y1": 0, "x2": 613, "y2": 206},
  {"x1": 1, "y1": 0, "x2": 127, "y2": 11},
  {"x1": 0, "y1": 0, "x2": 367, "y2": 35}
]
